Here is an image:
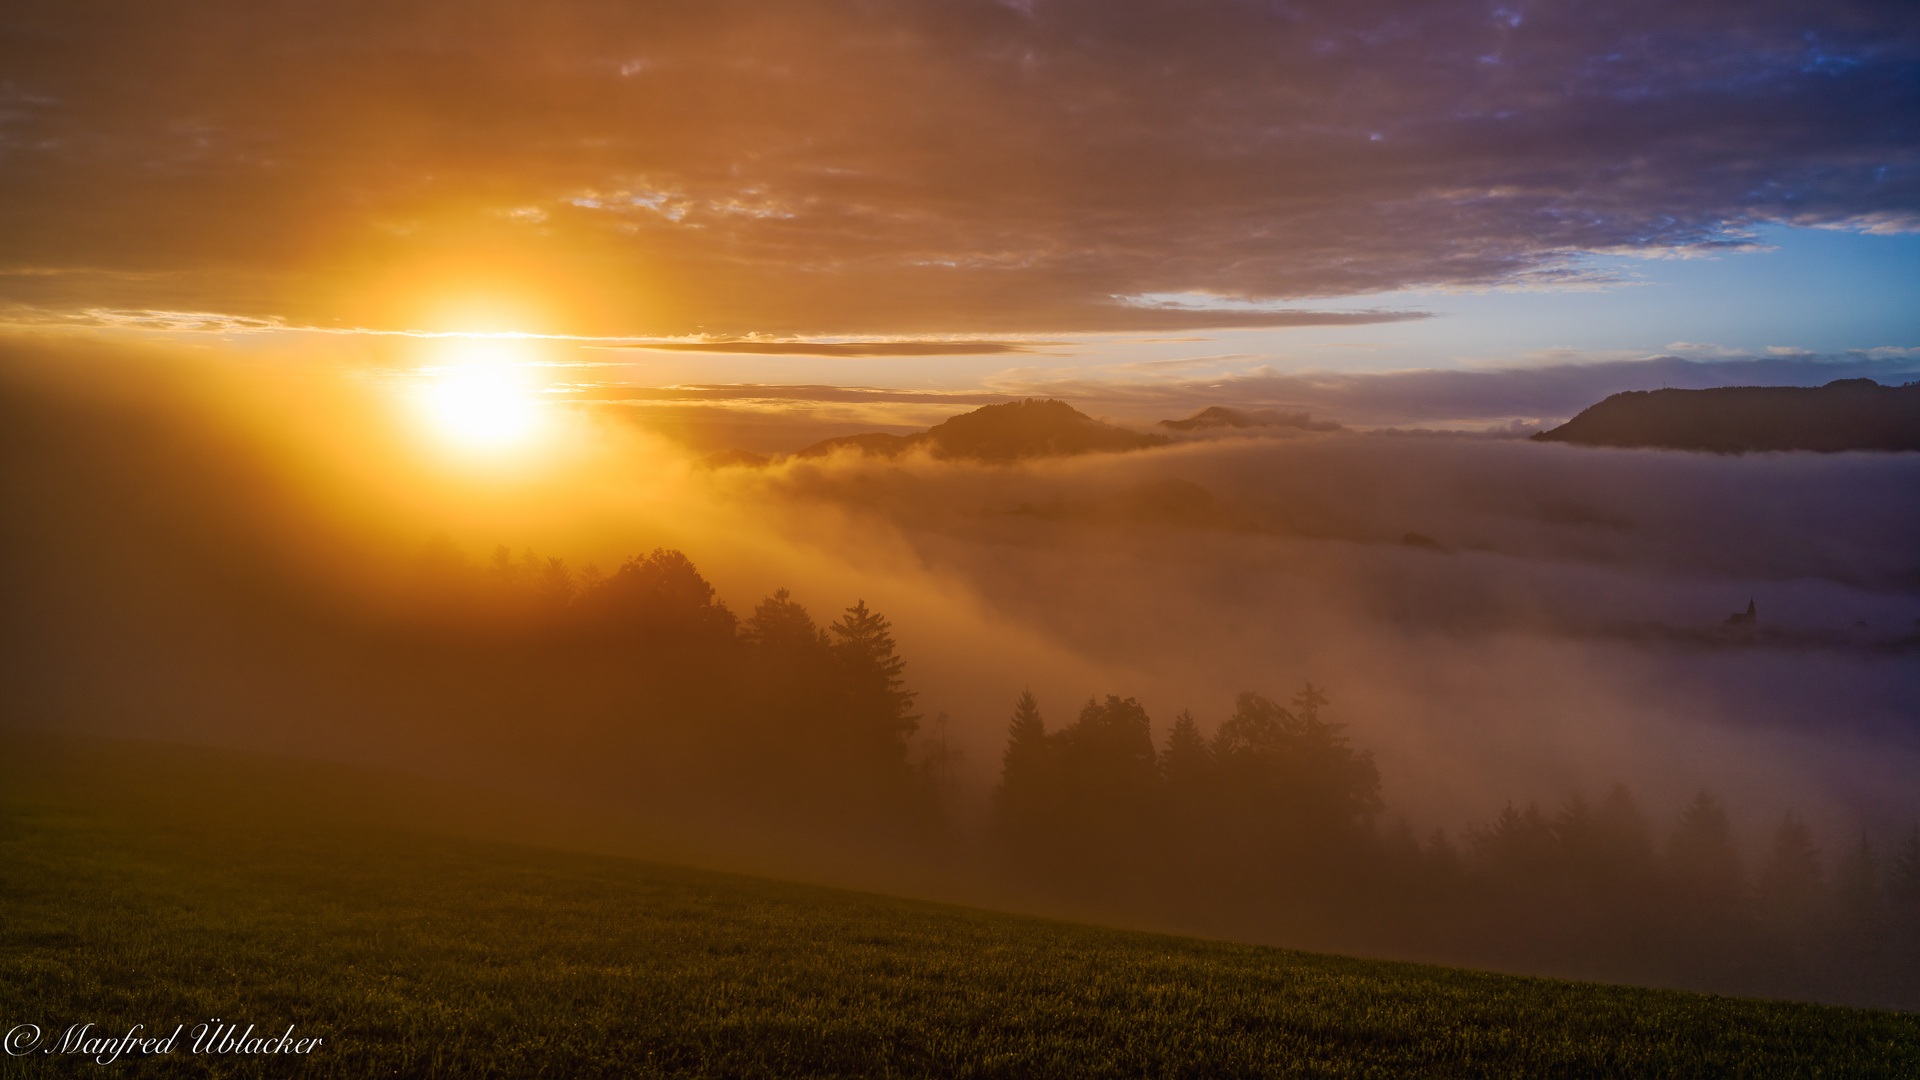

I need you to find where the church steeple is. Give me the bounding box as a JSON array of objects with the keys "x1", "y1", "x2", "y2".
[{"x1": 1725, "y1": 598, "x2": 1758, "y2": 629}]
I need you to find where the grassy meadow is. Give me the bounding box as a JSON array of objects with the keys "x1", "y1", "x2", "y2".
[{"x1": 1, "y1": 733, "x2": 1916, "y2": 1078}]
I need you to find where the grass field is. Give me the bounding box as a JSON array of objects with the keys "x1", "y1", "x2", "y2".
[{"x1": 2, "y1": 734, "x2": 1916, "y2": 1078}]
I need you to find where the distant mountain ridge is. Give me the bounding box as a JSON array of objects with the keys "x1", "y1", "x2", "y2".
[
  {"x1": 794, "y1": 398, "x2": 1168, "y2": 462},
  {"x1": 1533, "y1": 379, "x2": 1920, "y2": 453}
]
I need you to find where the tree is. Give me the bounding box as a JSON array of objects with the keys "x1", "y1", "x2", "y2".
[
  {"x1": 744, "y1": 588, "x2": 829, "y2": 653},
  {"x1": 1211, "y1": 690, "x2": 1292, "y2": 759},
  {"x1": 589, "y1": 548, "x2": 737, "y2": 641},
  {"x1": 1830, "y1": 833, "x2": 1881, "y2": 951},
  {"x1": 1473, "y1": 801, "x2": 1557, "y2": 882},
  {"x1": 1211, "y1": 687, "x2": 1381, "y2": 842},
  {"x1": 1555, "y1": 785, "x2": 1655, "y2": 897},
  {"x1": 1666, "y1": 792, "x2": 1746, "y2": 917},
  {"x1": 1057, "y1": 695, "x2": 1158, "y2": 781},
  {"x1": 1160, "y1": 709, "x2": 1212, "y2": 792},
  {"x1": 997, "y1": 690, "x2": 1050, "y2": 803},
  {"x1": 1047, "y1": 695, "x2": 1160, "y2": 883},
  {"x1": 993, "y1": 691, "x2": 1054, "y2": 858},
  {"x1": 490, "y1": 543, "x2": 526, "y2": 587},
  {"x1": 828, "y1": 599, "x2": 919, "y2": 748},
  {"x1": 1292, "y1": 682, "x2": 1330, "y2": 725},
  {"x1": 1890, "y1": 826, "x2": 1920, "y2": 956},
  {"x1": 536, "y1": 556, "x2": 574, "y2": 607},
  {"x1": 1756, "y1": 812, "x2": 1825, "y2": 937}
]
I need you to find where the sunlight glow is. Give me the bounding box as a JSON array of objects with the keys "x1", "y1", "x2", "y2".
[{"x1": 418, "y1": 339, "x2": 542, "y2": 452}]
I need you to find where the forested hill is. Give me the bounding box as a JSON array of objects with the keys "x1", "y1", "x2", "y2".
[
  {"x1": 1533, "y1": 378, "x2": 1920, "y2": 452},
  {"x1": 794, "y1": 399, "x2": 1167, "y2": 462}
]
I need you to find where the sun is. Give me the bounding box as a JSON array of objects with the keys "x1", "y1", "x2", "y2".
[{"x1": 418, "y1": 339, "x2": 542, "y2": 452}]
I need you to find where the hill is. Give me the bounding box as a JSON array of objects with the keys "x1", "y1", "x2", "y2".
[
  {"x1": 1533, "y1": 378, "x2": 1920, "y2": 452},
  {"x1": 795, "y1": 399, "x2": 1167, "y2": 462},
  {"x1": 4, "y1": 731, "x2": 1917, "y2": 1078},
  {"x1": 1160, "y1": 405, "x2": 1343, "y2": 433}
]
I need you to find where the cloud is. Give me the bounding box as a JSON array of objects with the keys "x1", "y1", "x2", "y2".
[
  {"x1": 12, "y1": 307, "x2": 295, "y2": 334},
  {"x1": 560, "y1": 384, "x2": 1015, "y2": 406},
  {"x1": 1, "y1": 0, "x2": 1911, "y2": 333},
  {"x1": 1111, "y1": 353, "x2": 1268, "y2": 372},
  {"x1": 603, "y1": 340, "x2": 1053, "y2": 357}
]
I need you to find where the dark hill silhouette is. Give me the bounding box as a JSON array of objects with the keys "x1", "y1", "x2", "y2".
[
  {"x1": 1533, "y1": 379, "x2": 1920, "y2": 453},
  {"x1": 795, "y1": 399, "x2": 1167, "y2": 462},
  {"x1": 1160, "y1": 405, "x2": 1342, "y2": 433}
]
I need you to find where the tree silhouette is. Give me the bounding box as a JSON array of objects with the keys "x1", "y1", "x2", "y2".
[
  {"x1": 993, "y1": 690, "x2": 1055, "y2": 865},
  {"x1": 1892, "y1": 827, "x2": 1920, "y2": 912},
  {"x1": 536, "y1": 556, "x2": 574, "y2": 608},
  {"x1": 997, "y1": 690, "x2": 1050, "y2": 805},
  {"x1": 1830, "y1": 832, "x2": 1882, "y2": 962},
  {"x1": 1160, "y1": 709, "x2": 1212, "y2": 792},
  {"x1": 828, "y1": 599, "x2": 919, "y2": 752},
  {"x1": 1048, "y1": 695, "x2": 1159, "y2": 887},
  {"x1": 1757, "y1": 812, "x2": 1825, "y2": 938},
  {"x1": 1211, "y1": 688, "x2": 1381, "y2": 844},
  {"x1": 590, "y1": 548, "x2": 737, "y2": 642},
  {"x1": 1473, "y1": 801, "x2": 1557, "y2": 882},
  {"x1": 1666, "y1": 792, "x2": 1746, "y2": 918},
  {"x1": 1890, "y1": 826, "x2": 1920, "y2": 958},
  {"x1": 746, "y1": 588, "x2": 830, "y2": 653}
]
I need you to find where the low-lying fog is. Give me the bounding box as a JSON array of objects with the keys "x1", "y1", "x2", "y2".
[{"x1": 6, "y1": 335, "x2": 1918, "y2": 859}]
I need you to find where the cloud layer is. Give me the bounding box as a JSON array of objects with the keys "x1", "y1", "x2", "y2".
[{"x1": 2, "y1": 0, "x2": 1914, "y2": 333}]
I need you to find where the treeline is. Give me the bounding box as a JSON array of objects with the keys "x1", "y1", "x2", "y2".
[
  {"x1": 400, "y1": 541, "x2": 937, "y2": 848},
  {"x1": 409, "y1": 541, "x2": 1920, "y2": 1007},
  {"x1": 987, "y1": 689, "x2": 1920, "y2": 1008}
]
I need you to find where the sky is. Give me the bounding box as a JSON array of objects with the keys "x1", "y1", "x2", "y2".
[{"x1": 2, "y1": 0, "x2": 1916, "y2": 441}]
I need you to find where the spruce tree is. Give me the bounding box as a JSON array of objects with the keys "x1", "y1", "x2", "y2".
[
  {"x1": 1757, "y1": 812, "x2": 1825, "y2": 937},
  {"x1": 1161, "y1": 709, "x2": 1211, "y2": 790},
  {"x1": 1666, "y1": 792, "x2": 1746, "y2": 916},
  {"x1": 993, "y1": 691, "x2": 1053, "y2": 860},
  {"x1": 829, "y1": 599, "x2": 919, "y2": 744},
  {"x1": 999, "y1": 690, "x2": 1049, "y2": 798}
]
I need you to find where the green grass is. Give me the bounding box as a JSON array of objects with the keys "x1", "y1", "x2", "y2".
[{"x1": 1, "y1": 735, "x2": 1915, "y2": 1078}]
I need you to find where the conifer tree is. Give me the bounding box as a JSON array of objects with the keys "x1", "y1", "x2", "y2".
[
  {"x1": 1160, "y1": 709, "x2": 1211, "y2": 790},
  {"x1": 1892, "y1": 826, "x2": 1920, "y2": 911},
  {"x1": 1666, "y1": 792, "x2": 1746, "y2": 916},
  {"x1": 536, "y1": 556, "x2": 574, "y2": 607},
  {"x1": 998, "y1": 690, "x2": 1049, "y2": 799},
  {"x1": 1833, "y1": 834, "x2": 1880, "y2": 914},
  {"x1": 829, "y1": 599, "x2": 919, "y2": 745},
  {"x1": 744, "y1": 588, "x2": 829, "y2": 652},
  {"x1": 1757, "y1": 812, "x2": 1825, "y2": 936},
  {"x1": 1890, "y1": 826, "x2": 1920, "y2": 955},
  {"x1": 1831, "y1": 832, "x2": 1881, "y2": 951},
  {"x1": 993, "y1": 690, "x2": 1055, "y2": 859}
]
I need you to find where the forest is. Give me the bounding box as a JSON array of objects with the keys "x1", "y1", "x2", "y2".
[{"x1": 406, "y1": 541, "x2": 1920, "y2": 1008}]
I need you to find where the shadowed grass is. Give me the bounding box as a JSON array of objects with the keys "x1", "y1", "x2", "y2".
[{"x1": 1, "y1": 734, "x2": 1915, "y2": 1078}]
